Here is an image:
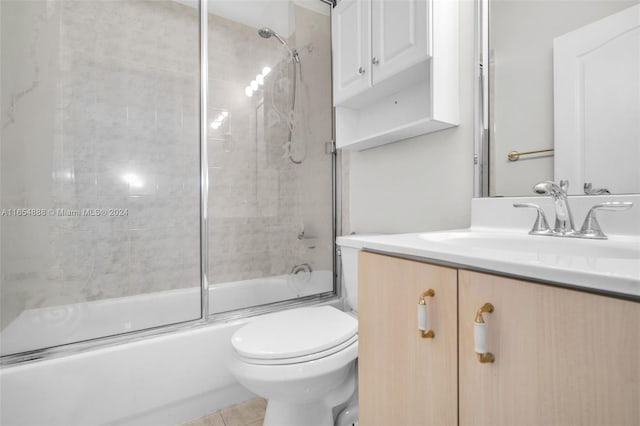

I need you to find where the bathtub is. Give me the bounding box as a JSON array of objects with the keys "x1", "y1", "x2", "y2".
[{"x1": 0, "y1": 271, "x2": 337, "y2": 426}]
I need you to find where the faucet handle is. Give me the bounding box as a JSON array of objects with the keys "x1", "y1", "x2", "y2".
[
  {"x1": 579, "y1": 202, "x2": 633, "y2": 239},
  {"x1": 584, "y1": 182, "x2": 610, "y2": 195},
  {"x1": 513, "y1": 203, "x2": 552, "y2": 235},
  {"x1": 559, "y1": 179, "x2": 569, "y2": 194}
]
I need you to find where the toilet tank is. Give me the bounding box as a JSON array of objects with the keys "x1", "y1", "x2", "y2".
[{"x1": 337, "y1": 237, "x2": 363, "y2": 312}]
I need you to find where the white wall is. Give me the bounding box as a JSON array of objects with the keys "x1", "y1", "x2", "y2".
[{"x1": 345, "y1": 0, "x2": 475, "y2": 234}]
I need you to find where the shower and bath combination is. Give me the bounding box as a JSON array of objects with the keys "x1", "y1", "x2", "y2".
[{"x1": 258, "y1": 27, "x2": 304, "y2": 164}]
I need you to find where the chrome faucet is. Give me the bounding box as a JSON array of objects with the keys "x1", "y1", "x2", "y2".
[
  {"x1": 578, "y1": 202, "x2": 633, "y2": 239},
  {"x1": 514, "y1": 179, "x2": 633, "y2": 239},
  {"x1": 532, "y1": 180, "x2": 576, "y2": 235}
]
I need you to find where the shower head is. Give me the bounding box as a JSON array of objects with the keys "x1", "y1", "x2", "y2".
[
  {"x1": 533, "y1": 181, "x2": 562, "y2": 196},
  {"x1": 258, "y1": 27, "x2": 276, "y2": 39},
  {"x1": 257, "y1": 27, "x2": 300, "y2": 64}
]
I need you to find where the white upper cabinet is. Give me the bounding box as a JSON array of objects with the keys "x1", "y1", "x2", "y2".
[
  {"x1": 332, "y1": 0, "x2": 459, "y2": 150},
  {"x1": 371, "y1": 0, "x2": 429, "y2": 84},
  {"x1": 332, "y1": 0, "x2": 372, "y2": 104}
]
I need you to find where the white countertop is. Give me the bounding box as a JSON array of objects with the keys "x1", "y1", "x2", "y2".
[{"x1": 339, "y1": 195, "x2": 640, "y2": 299}]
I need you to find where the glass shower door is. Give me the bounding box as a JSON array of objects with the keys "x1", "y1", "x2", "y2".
[
  {"x1": 206, "y1": 0, "x2": 335, "y2": 314},
  {"x1": 0, "y1": 0, "x2": 203, "y2": 356}
]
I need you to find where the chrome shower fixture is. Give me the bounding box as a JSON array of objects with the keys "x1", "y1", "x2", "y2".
[
  {"x1": 257, "y1": 26, "x2": 305, "y2": 164},
  {"x1": 258, "y1": 27, "x2": 300, "y2": 64}
]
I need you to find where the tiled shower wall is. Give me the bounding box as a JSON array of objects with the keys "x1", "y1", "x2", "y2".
[
  {"x1": 1, "y1": 0, "x2": 333, "y2": 330},
  {"x1": 1, "y1": 0, "x2": 201, "y2": 328},
  {"x1": 207, "y1": 5, "x2": 333, "y2": 285}
]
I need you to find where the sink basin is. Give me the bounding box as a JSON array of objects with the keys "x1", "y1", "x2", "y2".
[{"x1": 418, "y1": 230, "x2": 640, "y2": 260}]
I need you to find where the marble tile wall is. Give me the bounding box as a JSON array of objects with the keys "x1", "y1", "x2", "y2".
[{"x1": 1, "y1": 0, "x2": 201, "y2": 330}]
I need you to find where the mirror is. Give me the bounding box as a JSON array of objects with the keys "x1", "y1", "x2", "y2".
[{"x1": 475, "y1": 0, "x2": 640, "y2": 197}]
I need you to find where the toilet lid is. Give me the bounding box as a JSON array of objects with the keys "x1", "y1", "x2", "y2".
[{"x1": 231, "y1": 306, "x2": 358, "y2": 360}]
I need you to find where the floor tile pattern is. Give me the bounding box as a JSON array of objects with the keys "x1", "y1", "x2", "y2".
[{"x1": 183, "y1": 398, "x2": 266, "y2": 426}]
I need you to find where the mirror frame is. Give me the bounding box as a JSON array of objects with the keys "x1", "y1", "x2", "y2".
[{"x1": 473, "y1": 0, "x2": 489, "y2": 198}]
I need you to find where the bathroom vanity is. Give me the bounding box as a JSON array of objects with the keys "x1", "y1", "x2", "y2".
[
  {"x1": 344, "y1": 195, "x2": 640, "y2": 426},
  {"x1": 359, "y1": 252, "x2": 638, "y2": 426}
]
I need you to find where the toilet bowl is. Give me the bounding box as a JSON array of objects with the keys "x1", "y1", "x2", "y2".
[{"x1": 228, "y1": 238, "x2": 362, "y2": 426}]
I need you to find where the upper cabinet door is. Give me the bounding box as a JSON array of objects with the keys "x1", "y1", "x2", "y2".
[
  {"x1": 332, "y1": 0, "x2": 372, "y2": 105},
  {"x1": 371, "y1": 0, "x2": 430, "y2": 85}
]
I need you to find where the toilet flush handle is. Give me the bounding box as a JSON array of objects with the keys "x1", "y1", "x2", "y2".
[{"x1": 418, "y1": 289, "x2": 435, "y2": 338}]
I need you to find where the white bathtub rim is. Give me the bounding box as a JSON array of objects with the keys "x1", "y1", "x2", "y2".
[
  {"x1": 1, "y1": 293, "x2": 342, "y2": 367},
  {"x1": 1, "y1": 270, "x2": 335, "y2": 361}
]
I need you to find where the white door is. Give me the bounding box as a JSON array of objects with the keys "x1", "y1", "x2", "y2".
[
  {"x1": 554, "y1": 4, "x2": 640, "y2": 194},
  {"x1": 371, "y1": 0, "x2": 430, "y2": 85},
  {"x1": 332, "y1": 0, "x2": 372, "y2": 105}
]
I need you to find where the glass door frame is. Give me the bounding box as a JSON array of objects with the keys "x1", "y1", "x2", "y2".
[{"x1": 1, "y1": 0, "x2": 340, "y2": 367}]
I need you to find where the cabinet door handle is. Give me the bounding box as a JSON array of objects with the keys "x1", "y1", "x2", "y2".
[
  {"x1": 358, "y1": 67, "x2": 365, "y2": 75},
  {"x1": 372, "y1": 57, "x2": 379, "y2": 65},
  {"x1": 418, "y1": 289, "x2": 435, "y2": 338},
  {"x1": 474, "y1": 303, "x2": 495, "y2": 363}
]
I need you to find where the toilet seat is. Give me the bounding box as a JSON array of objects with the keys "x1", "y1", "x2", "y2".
[
  {"x1": 231, "y1": 306, "x2": 358, "y2": 365},
  {"x1": 230, "y1": 338, "x2": 358, "y2": 385},
  {"x1": 238, "y1": 334, "x2": 358, "y2": 365}
]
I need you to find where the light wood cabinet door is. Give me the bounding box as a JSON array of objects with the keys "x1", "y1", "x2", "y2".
[
  {"x1": 459, "y1": 270, "x2": 640, "y2": 426},
  {"x1": 358, "y1": 252, "x2": 457, "y2": 426},
  {"x1": 371, "y1": 0, "x2": 430, "y2": 85},
  {"x1": 332, "y1": 0, "x2": 372, "y2": 105}
]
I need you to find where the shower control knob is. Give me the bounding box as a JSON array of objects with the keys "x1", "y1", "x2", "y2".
[
  {"x1": 358, "y1": 67, "x2": 365, "y2": 75},
  {"x1": 372, "y1": 57, "x2": 379, "y2": 65}
]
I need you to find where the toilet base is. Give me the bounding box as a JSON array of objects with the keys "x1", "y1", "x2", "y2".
[
  {"x1": 261, "y1": 364, "x2": 357, "y2": 426},
  {"x1": 263, "y1": 400, "x2": 334, "y2": 426}
]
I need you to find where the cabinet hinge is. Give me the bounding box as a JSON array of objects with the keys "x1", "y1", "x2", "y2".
[{"x1": 325, "y1": 140, "x2": 337, "y2": 155}]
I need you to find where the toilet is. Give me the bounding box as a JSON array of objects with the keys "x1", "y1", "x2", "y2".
[{"x1": 228, "y1": 238, "x2": 361, "y2": 426}]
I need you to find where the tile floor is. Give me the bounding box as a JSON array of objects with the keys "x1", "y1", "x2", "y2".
[{"x1": 182, "y1": 398, "x2": 266, "y2": 426}]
